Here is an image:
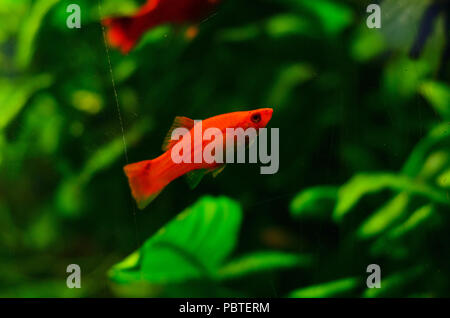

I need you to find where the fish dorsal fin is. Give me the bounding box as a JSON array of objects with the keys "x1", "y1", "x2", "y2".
[
  {"x1": 162, "y1": 116, "x2": 195, "y2": 152},
  {"x1": 185, "y1": 169, "x2": 208, "y2": 190},
  {"x1": 211, "y1": 164, "x2": 226, "y2": 178}
]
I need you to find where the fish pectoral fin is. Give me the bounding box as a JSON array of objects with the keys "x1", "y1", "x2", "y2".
[
  {"x1": 185, "y1": 169, "x2": 208, "y2": 190},
  {"x1": 162, "y1": 116, "x2": 195, "y2": 151},
  {"x1": 185, "y1": 165, "x2": 225, "y2": 189},
  {"x1": 211, "y1": 164, "x2": 226, "y2": 178}
]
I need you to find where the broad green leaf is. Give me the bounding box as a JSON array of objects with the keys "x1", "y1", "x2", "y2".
[
  {"x1": 216, "y1": 251, "x2": 312, "y2": 280},
  {"x1": 109, "y1": 196, "x2": 242, "y2": 284},
  {"x1": 357, "y1": 193, "x2": 409, "y2": 239},
  {"x1": 419, "y1": 81, "x2": 450, "y2": 120},
  {"x1": 333, "y1": 173, "x2": 449, "y2": 221},
  {"x1": 289, "y1": 277, "x2": 358, "y2": 298},
  {"x1": 290, "y1": 186, "x2": 337, "y2": 219}
]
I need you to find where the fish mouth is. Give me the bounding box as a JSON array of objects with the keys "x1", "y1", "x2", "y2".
[{"x1": 260, "y1": 108, "x2": 273, "y2": 127}]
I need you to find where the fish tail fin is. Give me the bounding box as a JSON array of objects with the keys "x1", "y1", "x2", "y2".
[
  {"x1": 102, "y1": 16, "x2": 138, "y2": 54},
  {"x1": 123, "y1": 160, "x2": 163, "y2": 209}
]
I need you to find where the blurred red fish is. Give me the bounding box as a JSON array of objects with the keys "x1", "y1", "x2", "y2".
[
  {"x1": 102, "y1": 0, "x2": 221, "y2": 53},
  {"x1": 124, "y1": 108, "x2": 273, "y2": 209}
]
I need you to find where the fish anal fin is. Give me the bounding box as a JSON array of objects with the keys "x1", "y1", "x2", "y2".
[
  {"x1": 137, "y1": 189, "x2": 162, "y2": 210},
  {"x1": 162, "y1": 116, "x2": 195, "y2": 152}
]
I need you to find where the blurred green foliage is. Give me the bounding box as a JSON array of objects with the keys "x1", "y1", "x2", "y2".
[{"x1": 0, "y1": 0, "x2": 449, "y2": 297}]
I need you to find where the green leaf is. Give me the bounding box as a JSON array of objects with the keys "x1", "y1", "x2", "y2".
[
  {"x1": 15, "y1": 0, "x2": 60, "y2": 69},
  {"x1": 289, "y1": 277, "x2": 359, "y2": 298},
  {"x1": 216, "y1": 251, "x2": 312, "y2": 280},
  {"x1": 109, "y1": 196, "x2": 242, "y2": 284},
  {"x1": 380, "y1": 0, "x2": 428, "y2": 51},
  {"x1": 357, "y1": 193, "x2": 410, "y2": 239},
  {"x1": 265, "y1": 14, "x2": 315, "y2": 38},
  {"x1": 218, "y1": 24, "x2": 260, "y2": 42},
  {"x1": 290, "y1": 186, "x2": 337, "y2": 219},
  {"x1": 281, "y1": 0, "x2": 353, "y2": 35},
  {"x1": 383, "y1": 58, "x2": 429, "y2": 100},
  {"x1": 333, "y1": 172, "x2": 449, "y2": 221},
  {"x1": 402, "y1": 123, "x2": 450, "y2": 176},
  {"x1": 0, "y1": 75, "x2": 52, "y2": 130},
  {"x1": 387, "y1": 204, "x2": 435, "y2": 240},
  {"x1": 363, "y1": 266, "x2": 424, "y2": 298}
]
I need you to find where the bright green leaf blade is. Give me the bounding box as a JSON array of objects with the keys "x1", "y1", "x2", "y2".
[
  {"x1": 280, "y1": 0, "x2": 353, "y2": 35},
  {"x1": 357, "y1": 193, "x2": 410, "y2": 239},
  {"x1": 0, "y1": 75, "x2": 52, "y2": 130},
  {"x1": 289, "y1": 277, "x2": 359, "y2": 298},
  {"x1": 382, "y1": 58, "x2": 430, "y2": 100},
  {"x1": 267, "y1": 63, "x2": 315, "y2": 108},
  {"x1": 290, "y1": 186, "x2": 337, "y2": 219},
  {"x1": 15, "y1": 0, "x2": 60, "y2": 69},
  {"x1": 109, "y1": 196, "x2": 242, "y2": 284},
  {"x1": 333, "y1": 172, "x2": 449, "y2": 221},
  {"x1": 419, "y1": 81, "x2": 450, "y2": 120}
]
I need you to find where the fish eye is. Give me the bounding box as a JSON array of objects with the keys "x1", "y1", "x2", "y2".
[{"x1": 251, "y1": 113, "x2": 261, "y2": 123}]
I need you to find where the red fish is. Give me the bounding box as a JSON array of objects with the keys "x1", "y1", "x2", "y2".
[
  {"x1": 102, "y1": 0, "x2": 221, "y2": 53},
  {"x1": 124, "y1": 108, "x2": 273, "y2": 209}
]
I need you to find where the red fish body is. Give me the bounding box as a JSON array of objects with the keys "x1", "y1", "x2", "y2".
[
  {"x1": 102, "y1": 0, "x2": 221, "y2": 53},
  {"x1": 124, "y1": 108, "x2": 273, "y2": 209}
]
